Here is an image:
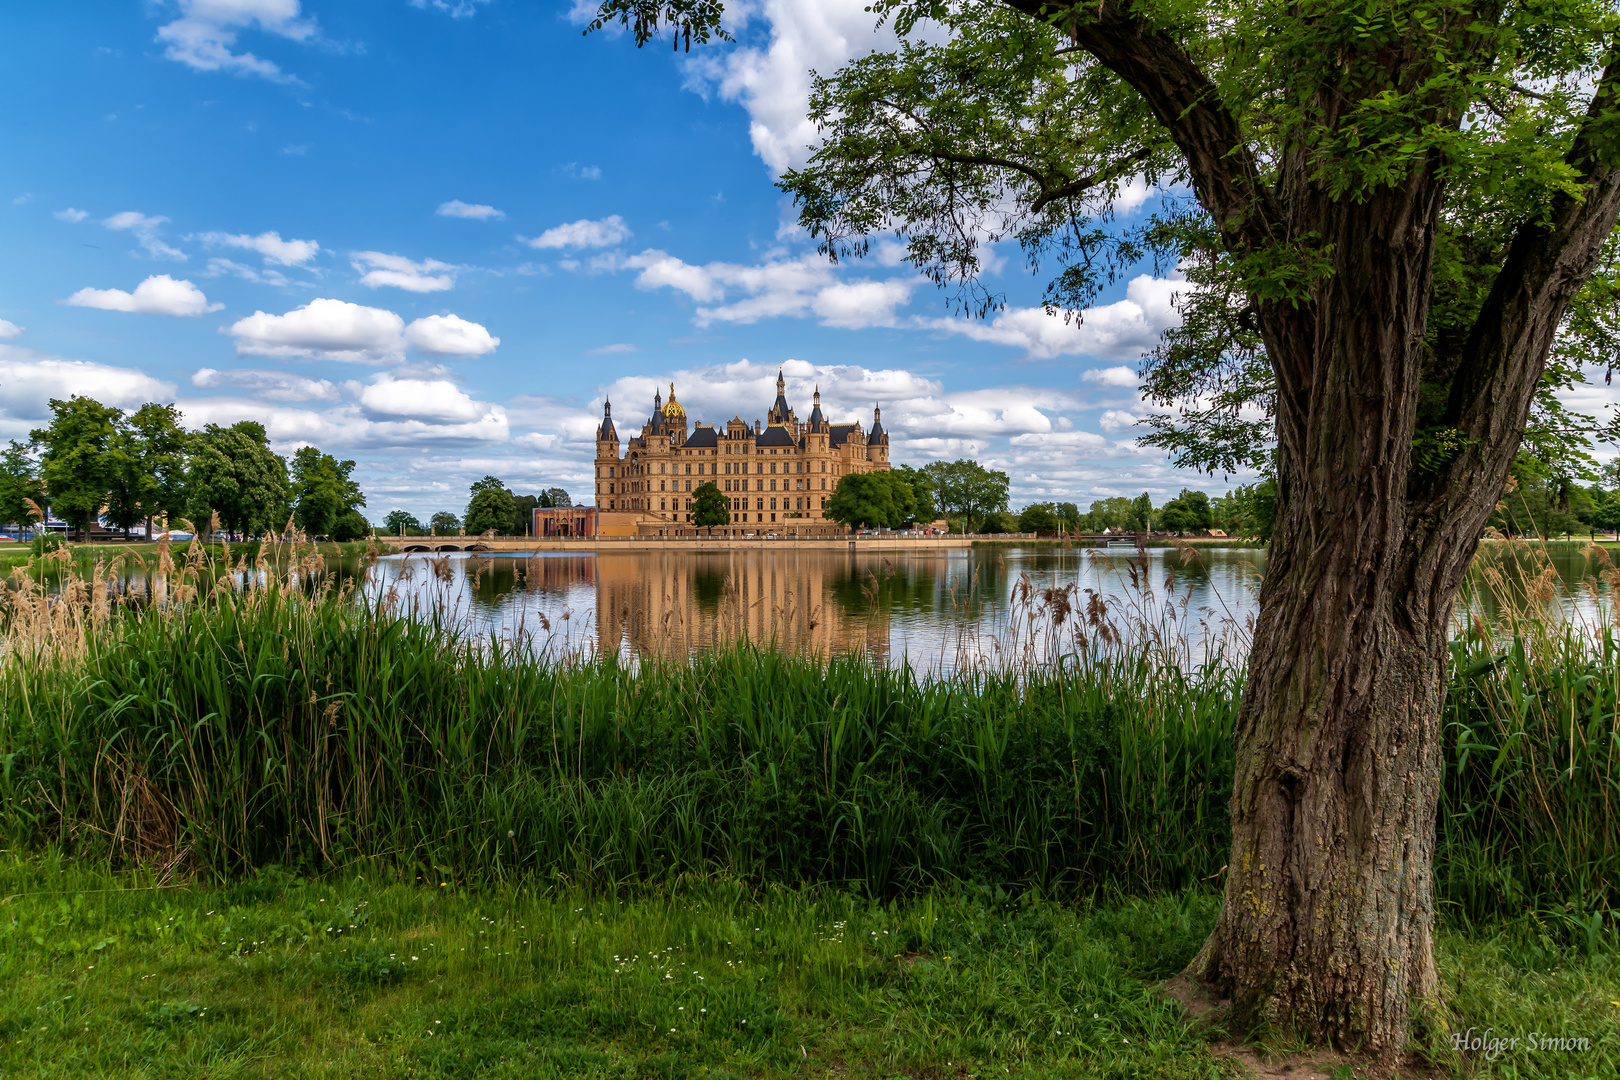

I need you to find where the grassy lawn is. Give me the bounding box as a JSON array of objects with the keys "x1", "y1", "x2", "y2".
[{"x1": 0, "y1": 857, "x2": 1613, "y2": 1079}]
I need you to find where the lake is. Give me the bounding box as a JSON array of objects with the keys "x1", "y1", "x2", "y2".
[
  {"x1": 14, "y1": 540, "x2": 1616, "y2": 671},
  {"x1": 361, "y1": 545, "x2": 1258, "y2": 671},
  {"x1": 357, "y1": 541, "x2": 1620, "y2": 670}
]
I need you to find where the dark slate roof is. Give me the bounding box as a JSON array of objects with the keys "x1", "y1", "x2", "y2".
[
  {"x1": 599, "y1": 420, "x2": 617, "y2": 441},
  {"x1": 685, "y1": 425, "x2": 718, "y2": 448},
  {"x1": 755, "y1": 424, "x2": 796, "y2": 448},
  {"x1": 828, "y1": 423, "x2": 859, "y2": 448},
  {"x1": 868, "y1": 418, "x2": 885, "y2": 441},
  {"x1": 772, "y1": 392, "x2": 791, "y2": 422},
  {"x1": 806, "y1": 404, "x2": 824, "y2": 431}
]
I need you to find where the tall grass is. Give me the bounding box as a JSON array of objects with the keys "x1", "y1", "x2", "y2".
[{"x1": 2, "y1": 534, "x2": 1618, "y2": 936}]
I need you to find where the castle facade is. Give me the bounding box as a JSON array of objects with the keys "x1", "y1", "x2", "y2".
[{"x1": 593, "y1": 369, "x2": 890, "y2": 535}]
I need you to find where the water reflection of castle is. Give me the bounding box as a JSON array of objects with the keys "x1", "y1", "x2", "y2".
[{"x1": 592, "y1": 550, "x2": 892, "y2": 660}]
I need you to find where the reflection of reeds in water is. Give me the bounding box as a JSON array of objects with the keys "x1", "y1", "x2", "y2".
[{"x1": 924, "y1": 545, "x2": 1259, "y2": 680}]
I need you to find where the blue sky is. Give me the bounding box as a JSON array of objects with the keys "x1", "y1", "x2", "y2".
[{"x1": 0, "y1": 0, "x2": 1248, "y2": 521}]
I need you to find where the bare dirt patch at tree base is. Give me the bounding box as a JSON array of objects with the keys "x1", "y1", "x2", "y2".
[{"x1": 1161, "y1": 976, "x2": 1449, "y2": 1080}]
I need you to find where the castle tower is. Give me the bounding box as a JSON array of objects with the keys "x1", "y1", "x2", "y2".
[
  {"x1": 867, "y1": 402, "x2": 888, "y2": 464},
  {"x1": 662, "y1": 382, "x2": 688, "y2": 446},
  {"x1": 769, "y1": 367, "x2": 793, "y2": 426},
  {"x1": 596, "y1": 397, "x2": 620, "y2": 510}
]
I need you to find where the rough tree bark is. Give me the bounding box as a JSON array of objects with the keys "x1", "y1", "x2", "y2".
[{"x1": 1006, "y1": 0, "x2": 1620, "y2": 1048}]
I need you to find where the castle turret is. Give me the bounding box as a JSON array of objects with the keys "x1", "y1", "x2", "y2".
[
  {"x1": 867, "y1": 402, "x2": 888, "y2": 463},
  {"x1": 806, "y1": 385, "x2": 825, "y2": 432},
  {"x1": 596, "y1": 397, "x2": 621, "y2": 511},
  {"x1": 769, "y1": 367, "x2": 793, "y2": 426}
]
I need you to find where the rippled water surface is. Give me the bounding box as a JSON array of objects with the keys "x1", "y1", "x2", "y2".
[
  {"x1": 18, "y1": 540, "x2": 1619, "y2": 671},
  {"x1": 357, "y1": 546, "x2": 1269, "y2": 670}
]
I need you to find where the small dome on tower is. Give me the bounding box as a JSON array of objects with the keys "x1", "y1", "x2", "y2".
[{"x1": 661, "y1": 382, "x2": 687, "y2": 422}]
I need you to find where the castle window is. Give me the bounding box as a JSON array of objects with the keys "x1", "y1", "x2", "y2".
[
  {"x1": 769, "y1": 463, "x2": 776, "y2": 474},
  {"x1": 820, "y1": 479, "x2": 826, "y2": 490},
  {"x1": 756, "y1": 499, "x2": 763, "y2": 511},
  {"x1": 660, "y1": 500, "x2": 666, "y2": 510},
  {"x1": 685, "y1": 464, "x2": 691, "y2": 474}
]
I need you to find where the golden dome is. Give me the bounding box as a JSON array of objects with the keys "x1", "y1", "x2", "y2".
[{"x1": 661, "y1": 382, "x2": 686, "y2": 419}]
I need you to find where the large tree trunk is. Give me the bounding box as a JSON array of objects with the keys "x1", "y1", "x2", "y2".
[
  {"x1": 1182, "y1": 80, "x2": 1620, "y2": 1041},
  {"x1": 1184, "y1": 175, "x2": 1485, "y2": 1049}
]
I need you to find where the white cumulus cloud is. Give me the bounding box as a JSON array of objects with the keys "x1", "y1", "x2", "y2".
[
  {"x1": 525, "y1": 215, "x2": 632, "y2": 250},
  {"x1": 62, "y1": 275, "x2": 222, "y2": 317},
  {"x1": 622, "y1": 249, "x2": 917, "y2": 328},
  {"x1": 682, "y1": 0, "x2": 908, "y2": 173},
  {"x1": 227, "y1": 298, "x2": 408, "y2": 363},
  {"x1": 197, "y1": 230, "x2": 320, "y2": 266},
  {"x1": 155, "y1": 0, "x2": 316, "y2": 84},
  {"x1": 436, "y1": 200, "x2": 504, "y2": 220},
  {"x1": 224, "y1": 299, "x2": 498, "y2": 364},
  {"x1": 1081, "y1": 365, "x2": 1141, "y2": 388},
  {"x1": 191, "y1": 367, "x2": 341, "y2": 402},
  {"x1": 352, "y1": 252, "x2": 458, "y2": 293},
  {"x1": 54, "y1": 208, "x2": 89, "y2": 224},
  {"x1": 927, "y1": 275, "x2": 1182, "y2": 360},
  {"x1": 404, "y1": 314, "x2": 499, "y2": 357},
  {"x1": 0, "y1": 345, "x2": 175, "y2": 433},
  {"x1": 0, "y1": 320, "x2": 22, "y2": 339},
  {"x1": 360, "y1": 374, "x2": 491, "y2": 423}
]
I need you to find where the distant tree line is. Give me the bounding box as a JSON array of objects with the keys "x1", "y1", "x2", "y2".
[
  {"x1": 380, "y1": 477, "x2": 573, "y2": 537},
  {"x1": 1, "y1": 395, "x2": 368, "y2": 541}
]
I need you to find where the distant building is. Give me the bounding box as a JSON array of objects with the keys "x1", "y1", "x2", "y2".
[{"x1": 591, "y1": 369, "x2": 890, "y2": 536}]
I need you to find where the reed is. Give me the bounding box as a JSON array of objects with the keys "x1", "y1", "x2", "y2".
[{"x1": 2, "y1": 534, "x2": 1617, "y2": 939}]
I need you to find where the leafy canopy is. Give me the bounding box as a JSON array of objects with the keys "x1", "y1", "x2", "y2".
[
  {"x1": 692, "y1": 481, "x2": 730, "y2": 528},
  {"x1": 30, "y1": 397, "x2": 124, "y2": 535},
  {"x1": 187, "y1": 421, "x2": 290, "y2": 537},
  {"x1": 595, "y1": 0, "x2": 1620, "y2": 483}
]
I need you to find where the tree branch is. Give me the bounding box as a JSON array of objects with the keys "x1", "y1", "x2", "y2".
[
  {"x1": 999, "y1": 0, "x2": 1277, "y2": 250},
  {"x1": 1444, "y1": 52, "x2": 1620, "y2": 463}
]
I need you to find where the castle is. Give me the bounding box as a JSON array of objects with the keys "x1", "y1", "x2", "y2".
[{"x1": 593, "y1": 369, "x2": 890, "y2": 535}]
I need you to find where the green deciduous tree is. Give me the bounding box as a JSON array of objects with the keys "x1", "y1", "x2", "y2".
[
  {"x1": 465, "y1": 483, "x2": 517, "y2": 536},
  {"x1": 0, "y1": 441, "x2": 44, "y2": 534},
  {"x1": 290, "y1": 447, "x2": 366, "y2": 538},
  {"x1": 30, "y1": 396, "x2": 124, "y2": 540},
  {"x1": 891, "y1": 463, "x2": 938, "y2": 521},
  {"x1": 383, "y1": 510, "x2": 423, "y2": 535},
  {"x1": 187, "y1": 421, "x2": 289, "y2": 538},
  {"x1": 597, "y1": 0, "x2": 1620, "y2": 1045},
  {"x1": 1128, "y1": 493, "x2": 1153, "y2": 533},
  {"x1": 429, "y1": 511, "x2": 461, "y2": 534},
  {"x1": 691, "y1": 481, "x2": 729, "y2": 529},
  {"x1": 934, "y1": 459, "x2": 1009, "y2": 532},
  {"x1": 1018, "y1": 502, "x2": 1058, "y2": 534},
  {"x1": 102, "y1": 403, "x2": 189, "y2": 538},
  {"x1": 1159, "y1": 489, "x2": 1214, "y2": 534},
  {"x1": 825, "y1": 472, "x2": 895, "y2": 529},
  {"x1": 332, "y1": 509, "x2": 371, "y2": 542}
]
